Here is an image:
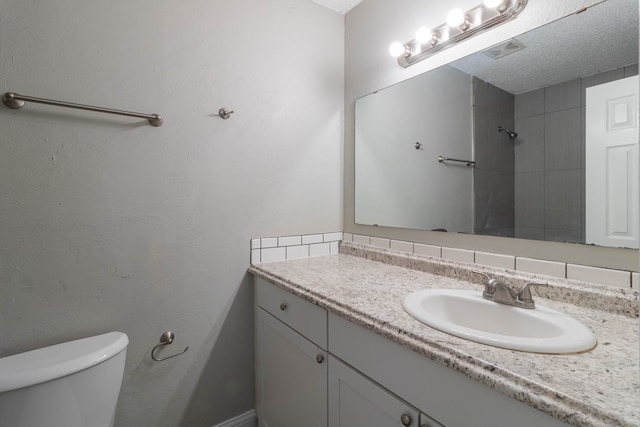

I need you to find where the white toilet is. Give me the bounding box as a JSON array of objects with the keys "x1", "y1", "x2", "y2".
[{"x1": 0, "y1": 331, "x2": 129, "y2": 427}]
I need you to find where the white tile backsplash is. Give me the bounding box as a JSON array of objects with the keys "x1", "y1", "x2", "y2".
[
  {"x1": 516, "y1": 257, "x2": 565, "y2": 278},
  {"x1": 390, "y1": 240, "x2": 413, "y2": 253},
  {"x1": 261, "y1": 237, "x2": 278, "y2": 248},
  {"x1": 251, "y1": 249, "x2": 261, "y2": 264},
  {"x1": 250, "y1": 233, "x2": 639, "y2": 292},
  {"x1": 324, "y1": 232, "x2": 343, "y2": 242},
  {"x1": 310, "y1": 242, "x2": 331, "y2": 257},
  {"x1": 260, "y1": 247, "x2": 286, "y2": 263},
  {"x1": 302, "y1": 234, "x2": 323, "y2": 245},
  {"x1": 330, "y1": 241, "x2": 339, "y2": 254},
  {"x1": 567, "y1": 264, "x2": 631, "y2": 288},
  {"x1": 475, "y1": 252, "x2": 515, "y2": 270},
  {"x1": 352, "y1": 234, "x2": 371, "y2": 245},
  {"x1": 370, "y1": 237, "x2": 390, "y2": 249},
  {"x1": 286, "y1": 245, "x2": 309, "y2": 260},
  {"x1": 414, "y1": 243, "x2": 441, "y2": 258},
  {"x1": 279, "y1": 235, "x2": 302, "y2": 247},
  {"x1": 442, "y1": 247, "x2": 475, "y2": 263},
  {"x1": 252, "y1": 232, "x2": 343, "y2": 264}
]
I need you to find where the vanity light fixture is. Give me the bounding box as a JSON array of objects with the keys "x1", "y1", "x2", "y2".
[
  {"x1": 390, "y1": 0, "x2": 528, "y2": 68},
  {"x1": 446, "y1": 8, "x2": 470, "y2": 30}
]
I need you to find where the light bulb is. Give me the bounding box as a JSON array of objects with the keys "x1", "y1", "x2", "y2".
[
  {"x1": 446, "y1": 8, "x2": 468, "y2": 29},
  {"x1": 415, "y1": 27, "x2": 435, "y2": 45},
  {"x1": 389, "y1": 42, "x2": 407, "y2": 58},
  {"x1": 484, "y1": 0, "x2": 506, "y2": 8}
]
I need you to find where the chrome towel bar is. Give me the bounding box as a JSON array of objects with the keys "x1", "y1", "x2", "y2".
[
  {"x1": 2, "y1": 92, "x2": 163, "y2": 127},
  {"x1": 438, "y1": 155, "x2": 475, "y2": 167}
]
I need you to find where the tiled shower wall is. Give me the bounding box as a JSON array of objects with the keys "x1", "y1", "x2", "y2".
[
  {"x1": 473, "y1": 77, "x2": 515, "y2": 237},
  {"x1": 514, "y1": 64, "x2": 639, "y2": 243}
]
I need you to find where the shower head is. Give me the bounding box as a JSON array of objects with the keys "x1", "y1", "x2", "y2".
[{"x1": 498, "y1": 126, "x2": 518, "y2": 140}]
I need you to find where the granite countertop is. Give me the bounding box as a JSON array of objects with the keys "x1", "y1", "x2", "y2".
[{"x1": 248, "y1": 242, "x2": 640, "y2": 427}]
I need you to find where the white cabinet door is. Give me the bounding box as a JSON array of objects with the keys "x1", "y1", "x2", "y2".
[
  {"x1": 255, "y1": 308, "x2": 327, "y2": 427},
  {"x1": 329, "y1": 355, "x2": 426, "y2": 427}
]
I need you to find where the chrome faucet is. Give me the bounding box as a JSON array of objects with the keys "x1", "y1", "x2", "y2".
[{"x1": 473, "y1": 271, "x2": 548, "y2": 309}]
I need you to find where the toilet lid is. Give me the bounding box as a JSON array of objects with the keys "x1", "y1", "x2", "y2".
[{"x1": 0, "y1": 331, "x2": 128, "y2": 393}]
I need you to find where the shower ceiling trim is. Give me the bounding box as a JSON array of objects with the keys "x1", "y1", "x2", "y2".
[{"x1": 390, "y1": 0, "x2": 528, "y2": 68}]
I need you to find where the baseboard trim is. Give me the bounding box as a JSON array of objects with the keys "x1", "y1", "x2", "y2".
[{"x1": 212, "y1": 409, "x2": 257, "y2": 427}]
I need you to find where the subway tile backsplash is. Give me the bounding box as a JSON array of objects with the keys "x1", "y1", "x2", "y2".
[
  {"x1": 475, "y1": 251, "x2": 515, "y2": 270},
  {"x1": 566, "y1": 264, "x2": 631, "y2": 289},
  {"x1": 341, "y1": 233, "x2": 635, "y2": 289},
  {"x1": 251, "y1": 232, "x2": 636, "y2": 290},
  {"x1": 370, "y1": 237, "x2": 391, "y2": 249},
  {"x1": 251, "y1": 232, "x2": 343, "y2": 264},
  {"x1": 442, "y1": 247, "x2": 475, "y2": 263},
  {"x1": 516, "y1": 257, "x2": 566, "y2": 278}
]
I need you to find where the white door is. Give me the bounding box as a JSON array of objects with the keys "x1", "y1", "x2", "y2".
[
  {"x1": 585, "y1": 75, "x2": 639, "y2": 249},
  {"x1": 255, "y1": 309, "x2": 327, "y2": 427}
]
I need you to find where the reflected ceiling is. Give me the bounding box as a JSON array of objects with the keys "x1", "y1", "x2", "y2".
[{"x1": 451, "y1": 0, "x2": 638, "y2": 94}]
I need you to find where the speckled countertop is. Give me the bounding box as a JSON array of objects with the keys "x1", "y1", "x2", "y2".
[{"x1": 248, "y1": 242, "x2": 640, "y2": 427}]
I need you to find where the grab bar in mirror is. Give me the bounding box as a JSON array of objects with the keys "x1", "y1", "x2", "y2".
[{"x1": 438, "y1": 155, "x2": 475, "y2": 167}]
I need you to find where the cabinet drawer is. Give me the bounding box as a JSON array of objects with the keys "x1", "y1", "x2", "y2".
[{"x1": 255, "y1": 277, "x2": 327, "y2": 349}]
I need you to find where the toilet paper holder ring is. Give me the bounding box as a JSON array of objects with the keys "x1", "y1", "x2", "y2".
[{"x1": 151, "y1": 331, "x2": 189, "y2": 362}]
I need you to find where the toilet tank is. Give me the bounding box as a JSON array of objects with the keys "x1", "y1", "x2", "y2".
[{"x1": 0, "y1": 332, "x2": 129, "y2": 427}]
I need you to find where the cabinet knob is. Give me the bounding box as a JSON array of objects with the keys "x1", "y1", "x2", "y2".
[
  {"x1": 316, "y1": 354, "x2": 324, "y2": 364},
  {"x1": 401, "y1": 413, "x2": 412, "y2": 426},
  {"x1": 279, "y1": 303, "x2": 287, "y2": 311}
]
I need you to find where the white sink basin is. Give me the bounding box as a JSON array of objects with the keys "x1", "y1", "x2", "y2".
[{"x1": 403, "y1": 289, "x2": 596, "y2": 354}]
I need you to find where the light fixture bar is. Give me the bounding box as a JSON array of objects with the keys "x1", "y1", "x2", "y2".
[{"x1": 396, "y1": 0, "x2": 527, "y2": 68}]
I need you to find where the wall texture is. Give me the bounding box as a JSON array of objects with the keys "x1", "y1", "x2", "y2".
[
  {"x1": 344, "y1": 0, "x2": 639, "y2": 271},
  {"x1": 0, "y1": 1, "x2": 343, "y2": 426}
]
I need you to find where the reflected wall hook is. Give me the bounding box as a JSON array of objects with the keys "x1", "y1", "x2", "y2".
[
  {"x1": 151, "y1": 331, "x2": 189, "y2": 362},
  {"x1": 218, "y1": 107, "x2": 234, "y2": 119}
]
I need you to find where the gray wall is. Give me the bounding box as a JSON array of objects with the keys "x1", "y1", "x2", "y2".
[
  {"x1": 344, "y1": 0, "x2": 638, "y2": 271},
  {"x1": 473, "y1": 77, "x2": 515, "y2": 238},
  {"x1": 0, "y1": 1, "x2": 343, "y2": 426},
  {"x1": 514, "y1": 64, "x2": 639, "y2": 243}
]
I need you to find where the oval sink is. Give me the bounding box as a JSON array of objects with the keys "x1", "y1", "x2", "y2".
[{"x1": 403, "y1": 289, "x2": 596, "y2": 354}]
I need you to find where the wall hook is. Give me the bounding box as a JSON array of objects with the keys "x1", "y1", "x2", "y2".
[
  {"x1": 151, "y1": 331, "x2": 189, "y2": 362},
  {"x1": 218, "y1": 107, "x2": 234, "y2": 119}
]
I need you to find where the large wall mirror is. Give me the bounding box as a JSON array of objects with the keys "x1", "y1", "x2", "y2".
[{"x1": 355, "y1": 0, "x2": 639, "y2": 251}]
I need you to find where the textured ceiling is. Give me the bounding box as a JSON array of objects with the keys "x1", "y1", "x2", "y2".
[
  {"x1": 312, "y1": 0, "x2": 363, "y2": 14},
  {"x1": 451, "y1": 0, "x2": 639, "y2": 94}
]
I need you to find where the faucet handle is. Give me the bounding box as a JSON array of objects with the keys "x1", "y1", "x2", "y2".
[
  {"x1": 517, "y1": 282, "x2": 548, "y2": 304},
  {"x1": 472, "y1": 270, "x2": 500, "y2": 286},
  {"x1": 472, "y1": 270, "x2": 491, "y2": 282},
  {"x1": 472, "y1": 270, "x2": 500, "y2": 296}
]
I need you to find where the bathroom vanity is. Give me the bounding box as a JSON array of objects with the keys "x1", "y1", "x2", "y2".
[{"x1": 249, "y1": 242, "x2": 639, "y2": 427}]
